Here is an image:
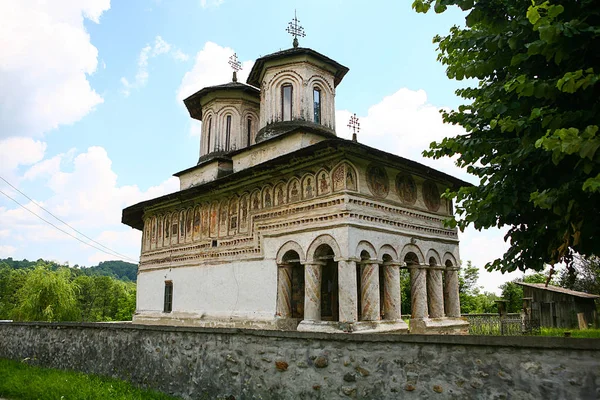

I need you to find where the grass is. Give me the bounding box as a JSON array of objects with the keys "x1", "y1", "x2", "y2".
[
  {"x1": 540, "y1": 327, "x2": 600, "y2": 338},
  {"x1": 0, "y1": 358, "x2": 181, "y2": 400}
]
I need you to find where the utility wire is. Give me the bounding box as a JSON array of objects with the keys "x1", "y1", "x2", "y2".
[
  {"x1": 0, "y1": 175, "x2": 137, "y2": 262},
  {"x1": 0, "y1": 184, "x2": 138, "y2": 263}
]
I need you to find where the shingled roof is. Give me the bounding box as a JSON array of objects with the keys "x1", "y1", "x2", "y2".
[{"x1": 517, "y1": 282, "x2": 600, "y2": 299}]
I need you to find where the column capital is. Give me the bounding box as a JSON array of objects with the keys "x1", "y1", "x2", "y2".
[
  {"x1": 335, "y1": 257, "x2": 360, "y2": 263},
  {"x1": 428, "y1": 265, "x2": 447, "y2": 271},
  {"x1": 358, "y1": 258, "x2": 379, "y2": 265},
  {"x1": 405, "y1": 263, "x2": 426, "y2": 269},
  {"x1": 302, "y1": 261, "x2": 326, "y2": 266},
  {"x1": 382, "y1": 261, "x2": 405, "y2": 267}
]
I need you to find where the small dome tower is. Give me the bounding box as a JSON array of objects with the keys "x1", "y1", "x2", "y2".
[
  {"x1": 184, "y1": 54, "x2": 260, "y2": 164},
  {"x1": 246, "y1": 14, "x2": 348, "y2": 143}
]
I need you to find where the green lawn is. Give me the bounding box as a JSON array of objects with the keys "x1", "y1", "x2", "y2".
[
  {"x1": 0, "y1": 358, "x2": 180, "y2": 400},
  {"x1": 540, "y1": 327, "x2": 600, "y2": 338}
]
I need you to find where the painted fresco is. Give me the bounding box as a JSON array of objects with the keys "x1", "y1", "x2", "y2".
[
  {"x1": 275, "y1": 183, "x2": 286, "y2": 206},
  {"x1": 263, "y1": 186, "x2": 273, "y2": 208},
  {"x1": 423, "y1": 180, "x2": 441, "y2": 212},
  {"x1": 366, "y1": 163, "x2": 389, "y2": 198},
  {"x1": 396, "y1": 173, "x2": 417, "y2": 205},
  {"x1": 239, "y1": 194, "x2": 249, "y2": 232},
  {"x1": 201, "y1": 206, "x2": 210, "y2": 238},
  {"x1": 288, "y1": 178, "x2": 301, "y2": 202},
  {"x1": 229, "y1": 196, "x2": 238, "y2": 234},
  {"x1": 317, "y1": 170, "x2": 331, "y2": 196},
  {"x1": 302, "y1": 174, "x2": 315, "y2": 199},
  {"x1": 193, "y1": 206, "x2": 201, "y2": 240},
  {"x1": 219, "y1": 199, "x2": 228, "y2": 237},
  {"x1": 210, "y1": 201, "x2": 219, "y2": 238}
]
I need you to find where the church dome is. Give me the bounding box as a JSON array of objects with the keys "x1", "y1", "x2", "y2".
[
  {"x1": 183, "y1": 79, "x2": 260, "y2": 163},
  {"x1": 246, "y1": 47, "x2": 349, "y2": 143}
]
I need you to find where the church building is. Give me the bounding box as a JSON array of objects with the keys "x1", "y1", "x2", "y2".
[{"x1": 122, "y1": 20, "x2": 469, "y2": 334}]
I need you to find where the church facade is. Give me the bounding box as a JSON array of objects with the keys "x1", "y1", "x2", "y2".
[{"x1": 122, "y1": 41, "x2": 468, "y2": 334}]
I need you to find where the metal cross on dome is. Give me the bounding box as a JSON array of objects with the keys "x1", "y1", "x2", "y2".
[
  {"x1": 228, "y1": 53, "x2": 242, "y2": 82},
  {"x1": 286, "y1": 10, "x2": 306, "y2": 48},
  {"x1": 348, "y1": 113, "x2": 360, "y2": 142}
]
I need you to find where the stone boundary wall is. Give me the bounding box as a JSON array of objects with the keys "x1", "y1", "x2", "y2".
[{"x1": 0, "y1": 322, "x2": 599, "y2": 399}]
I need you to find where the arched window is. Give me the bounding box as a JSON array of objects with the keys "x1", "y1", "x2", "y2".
[
  {"x1": 225, "y1": 115, "x2": 232, "y2": 151},
  {"x1": 247, "y1": 117, "x2": 252, "y2": 146},
  {"x1": 313, "y1": 87, "x2": 321, "y2": 124},
  {"x1": 281, "y1": 84, "x2": 293, "y2": 121},
  {"x1": 206, "y1": 117, "x2": 212, "y2": 153}
]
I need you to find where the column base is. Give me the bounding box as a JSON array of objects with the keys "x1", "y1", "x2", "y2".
[
  {"x1": 409, "y1": 317, "x2": 469, "y2": 335},
  {"x1": 297, "y1": 319, "x2": 409, "y2": 334},
  {"x1": 297, "y1": 320, "x2": 351, "y2": 333},
  {"x1": 352, "y1": 319, "x2": 409, "y2": 334}
]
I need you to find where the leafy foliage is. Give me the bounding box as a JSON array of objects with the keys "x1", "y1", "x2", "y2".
[
  {"x1": 13, "y1": 265, "x2": 80, "y2": 322},
  {"x1": 500, "y1": 271, "x2": 551, "y2": 313},
  {"x1": 413, "y1": 0, "x2": 600, "y2": 273},
  {"x1": 458, "y1": 261, "x2": 500, "y2": 313},
  {"x1": 0, "y1": 258, "x2": 138, "y2": 282},
  {"x1": 0, "y1": 260, "x2": 136, "y2": 322}
]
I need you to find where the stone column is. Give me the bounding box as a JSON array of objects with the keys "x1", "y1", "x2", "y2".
[
  {"x1": 410, "y1": 264, "x2": 428, "y2": 319},
  {"x1": 444, "y1": 267, "x2": 461, "y2": 317},
  {"x1": 383, "y1": 262, "x2": 402, "y2": 320},
  {"x1": 427, "y1": 267, "x2": 445, "y2": 318},
  {"x1": 276, "y1": 264, "x2": 292, "y2": 318},
  {"x1": 337, "y1": 259, "x2": 358, "y2": 323},
  {"x1": 303, "y1": 262, "x2": 323, "y2": 321},
  {"x1": 360, "y1": 260, "x2": 380, "y2": 321}
]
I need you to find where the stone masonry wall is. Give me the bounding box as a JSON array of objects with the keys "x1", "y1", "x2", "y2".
[{"x1": 0, "y1": 322, "x2": 599, "y2": 399}]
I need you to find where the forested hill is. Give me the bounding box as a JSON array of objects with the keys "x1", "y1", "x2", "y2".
[{"x1": 0, "y1": 258, "x2": 138, "y2": 282}]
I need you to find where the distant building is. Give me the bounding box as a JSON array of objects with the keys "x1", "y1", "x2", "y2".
[
  {"x1": 517, "y1": 282, "x2": 599, "y2": 329},
  {"x1": 122, "y1": 31, "x2": 469, "y2": 334}
]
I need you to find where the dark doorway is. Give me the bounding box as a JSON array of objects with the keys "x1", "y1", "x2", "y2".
[
  {"x1": 282, "y1": 250, "x2": 304, "y2": 319},
  {"x1": 315, "y1": 244, "x2": 338, "y2": 321}
]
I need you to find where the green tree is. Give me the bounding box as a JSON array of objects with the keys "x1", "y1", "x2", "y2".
[
  {"x1": 0, "y1": 266, "x2": 29, "y2": 319},
  {"x1": 500, "y1": 272, "x2": 550, "y2": 313},
  {"x1": 458, "y1": 261, "x2": 482, "y2": 313},
  {"x1": 14, "y1": 265, "x2": 79, "y2": 322},
  {"x1": 413, "y1": 0, "x2": 600, "y2": 273},
  {"x1": 557, "y1": 255, "x2": 600, "y2": 300}
]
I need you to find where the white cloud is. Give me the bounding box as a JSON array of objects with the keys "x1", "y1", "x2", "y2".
[
  {"x1": 177, "y1": 42, "x2": 254, "y2": 102},
  {"x1": 0, "y1": 245, "x2": 17, "y2": 258},
  {"x1": 0, "y1": 137, "x2": 47, "y2": 182},
  {"x1": 336, "y1": 88, "x2": 472, "y2": 184},
  {"x1": 0, "y1": 146, "x2": 178, "y2": 265},
  {"x1": 121, "y1": 36, "x2": 189, "y2": 96},
  {"x1": 172, "y1": 49, "x2": 190, "y2": 62},
  {"x1": 0, "y1": 0, "x2": 109, "y2": 138},
  {"x1": 200, "y1": 0, "x2": 224, "y2": 8}
]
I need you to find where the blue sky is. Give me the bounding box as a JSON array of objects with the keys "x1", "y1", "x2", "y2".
[{"x1": 0, "y1": 0, "x2": 524, "y2": 293}]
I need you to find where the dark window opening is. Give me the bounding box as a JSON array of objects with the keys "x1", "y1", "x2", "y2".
[
  {"x1": 247, "y1": 117, "x2": 252, "y2": 146},
  {"x1": 313, "y1": 88, "x2": 321, "y2": 124},
  {"x1": 282, "y1": 84, "x2": 292, "y2": 121},
  {"x1": 163, "y1": 281, "x2": 173, "y2": 313},
  {"x1": 206, "y1": 118, "x2": 212, "y2": 153},
  {"x1": 212, "y1": 239, "x2": 218, "y2": 247},
  {"x1": 225, "y1": 115, "x2": 232, "y2": 151}
]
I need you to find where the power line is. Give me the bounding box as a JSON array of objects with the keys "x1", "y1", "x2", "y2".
[
  {"x1": 0, "y1": 184, "x2": 138, "y2": 263},
  {"x1": 0, "y1": 175, "x2": 137, "y2": 262}
]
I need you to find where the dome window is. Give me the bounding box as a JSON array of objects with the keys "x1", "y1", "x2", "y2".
[
  {"x1": 313, "y1": 87, "x2": 321, "y2": 124},
  {"x1": 282, "y1": 84, "x2": 293, "y2": 121}
]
